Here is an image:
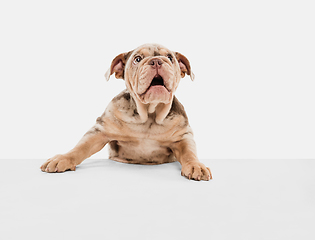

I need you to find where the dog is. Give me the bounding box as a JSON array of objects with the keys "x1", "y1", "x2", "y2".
[{"x1": 40, "y1": 43, "x2": 212, "y2": 181}]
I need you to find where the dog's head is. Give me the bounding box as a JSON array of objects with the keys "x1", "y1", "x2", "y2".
[{"x1": 105, "y1": 44, "x2": 194, "y2": 105}]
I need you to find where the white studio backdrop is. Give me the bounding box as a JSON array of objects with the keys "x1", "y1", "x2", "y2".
[{"x1": 0, "y1": 0, "x2": 314, "y2": 160}]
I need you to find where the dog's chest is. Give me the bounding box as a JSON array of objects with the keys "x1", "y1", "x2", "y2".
[
  {"x1": 106, "y1": 117, "x2": 177, "y2": 164},
  {"x1": 109, "y1": 136, "x2": 173, "y2": 165}
]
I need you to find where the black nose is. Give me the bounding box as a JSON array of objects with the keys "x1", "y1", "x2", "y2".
[{"x1": 149, "y1": 58, "x2": 163, "y2": 68}]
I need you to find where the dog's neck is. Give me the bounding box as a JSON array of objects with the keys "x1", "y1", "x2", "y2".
[{"x1": 131, "y1": 92, "x2": 173, "y2": 124}]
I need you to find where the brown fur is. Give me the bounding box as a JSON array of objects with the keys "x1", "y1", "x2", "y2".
[{"x1": 41, "y1": 44, "x2": 212, "y2": 181}]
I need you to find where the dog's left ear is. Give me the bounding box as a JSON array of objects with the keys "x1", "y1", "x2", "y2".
[
  {"x1": 175, "y1": 52, "x2": 195, "y2": 81},
  {"x1": 105, "y1": 51, "x2": 132, "y2": 81}
]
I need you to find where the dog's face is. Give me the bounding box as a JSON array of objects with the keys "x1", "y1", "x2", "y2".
[{"x1": 105, "y1": 44, "x2": 194, "y2": 104}]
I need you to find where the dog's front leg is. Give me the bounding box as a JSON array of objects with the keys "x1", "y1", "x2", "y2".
[
  {"x1": 41, "y1": 127, "x2": 108, "y2": 173},
  {"x1": 171, "y1": 137, "x2": 212, "y2": 181}
]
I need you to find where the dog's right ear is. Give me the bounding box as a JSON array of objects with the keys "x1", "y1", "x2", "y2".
[{"x1": 105, "y1": 51, "x2": 133, "y2": 81}]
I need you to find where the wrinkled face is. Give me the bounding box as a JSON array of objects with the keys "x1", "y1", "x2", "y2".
[
  {"x1": 106, "y1": 44, "x2": 194, "y2": 105},
  {"x1": 125, "y1": 44, "x2": 181, "y2": 104}
]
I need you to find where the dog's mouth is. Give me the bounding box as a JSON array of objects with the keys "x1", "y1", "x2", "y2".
[
  {"x1": 149, "y1": 74, "x2": 171, "y2": 92},
  {"x1": 150, "y1": 74, "x2": 165, "y2": 87},
  {"x1": 138, "y1": 73, "x2": 172, "y2": 103},
  {"x1": 139, "y1": 74, "x2": 171, "y2": 100}
]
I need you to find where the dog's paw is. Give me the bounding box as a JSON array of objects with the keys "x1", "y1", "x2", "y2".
[
  {"x1": 40, "y1": 154, "x2": 76, "y2": 173},
  {"x1": 181, "y1": 161, "x2": 212, "y2": 181}
]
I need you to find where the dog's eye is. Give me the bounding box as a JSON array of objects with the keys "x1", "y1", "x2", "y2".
[
  {"x1": 167, "y1": 54, "x2": 173, "y2": 63},
  {"x1": 133, "y1": 56, "x2": 142, "y2": 64}
]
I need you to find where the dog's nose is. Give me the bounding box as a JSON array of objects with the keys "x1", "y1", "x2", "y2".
[{"x1": 149, "y1": 58, "x2": 163, "y2": 68}]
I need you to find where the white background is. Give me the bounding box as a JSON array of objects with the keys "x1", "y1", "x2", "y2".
[{"x1": 1, "y1": 0, "x2": 314, "y2": 160}]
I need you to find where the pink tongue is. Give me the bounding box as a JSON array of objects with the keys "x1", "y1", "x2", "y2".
[
  {"x1": 148, "y1": 85, "x2": 168, "y2": 93},
  {"x1": 144, "y1": 85, "x2": 170, "y2": 103}
]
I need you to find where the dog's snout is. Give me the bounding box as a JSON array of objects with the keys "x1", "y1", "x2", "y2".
[{"x1": 149, "y1": 58, "x2": 163, "y2": 68}]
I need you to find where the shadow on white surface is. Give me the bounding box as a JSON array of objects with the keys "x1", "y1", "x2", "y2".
[{"x1": 0, "y1": 159, "x2": 314, "y2": 239}]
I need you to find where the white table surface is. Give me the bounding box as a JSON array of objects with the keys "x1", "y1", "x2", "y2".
[{"x1": 0, "y1": 159, "x2": 314, "y2": 240}]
